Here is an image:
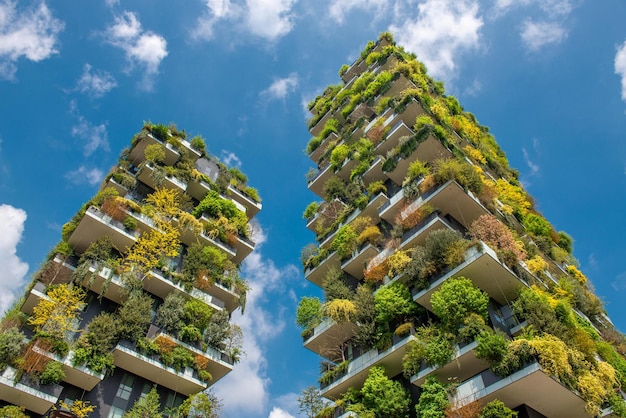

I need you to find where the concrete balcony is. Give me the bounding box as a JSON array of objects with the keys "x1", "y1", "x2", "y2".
[
  {"x1": 137, "y1": 163, "x2": 188, "y2": 193},
  {"x1": 304, "y1": 250, "x2": 340, "y2": 287},
  {"x1": 451, "y1": 363, "x2": 587, "y2": 418},
  {"x1": 45, "y1": 254, "x2": 76, "y2": 284},
  {"x1": 180, "y1": 223, "x2": 237, "y2": 261},
  {"x1": 0, "y1": 366, "x2": 63, "y2": 415},
  {"x1": 21, "y1": 281, "x2": 50, "y2": 315},
  {"x1": 113, "y1": 340, "x2": 208, "y2": 396},
  {"x1": 307, "y1": 164, "x2": 335, "y2": 199},
  {"x1": 68, "y1": 206, "x2": 139, "y2": 253},
  {"x1": 309, "y1": 132, "x2": 339, "y2": 164},
  {"x1": 309, "y1": 107, "x2": 336, "y2": 137},
  {"x1": 378, "y1": 187, "x2": 406, "y2": 224},
  {"x1": 32, "y1": 346, "x2": 105, "y2": 391},
  {"x1": 321, "y1": 334, "x2": 415, "y2": 400},
  {"x1": 398, "y1": 211, "x2": 455, "y2": 252},
  {"x1": 186, "y1": 177, "x2": 213, "y2": 202},
  {"x1": 129, "y1": 131, "x2": 181, "y2": 166},
  {"x1": 386, "y1": 135, "x2": 453, "y2": 185},
  {"x1": 374, "y1": 74, "x2": 414, "y2": 106},
  {"x1": 397, "y1": 180, "x2": 490, "y2": 230},
  {"x1": 144, "y1": 269, "x2": 227, "y2": 312},
  {"x1": 231, "y1": 233, "x2": 256, "y2": 265},
  {"x1": 341, "y1": 243, "x2": 380, "y2": 280},
  {"x1": 361, "y1": 156, "x2": 387, "y2": 186},
  {"x1": 410, "y1": 340, "x2": 487, "y2": 387},
  {"x1": 128, "y1": 131, "x2": 201, "y2": 166},
  {"x1": 154, "y1": 332, "x2": 234, "y2": 385},
  {"x1": 304, "y1": 317, "x2": 358, "y2": 358},
  {"x1": 306, "y1": 199, "x2": 348, "y2": 234},
  {"x1": 227, "y1": 185, "x2": 262, "y2": 220},
  {"x1": 414, "y1": 242, "x2": 528, "y2": 311},
  {"x1": 104, "y1": 176, "x2": 129, "y2": 196},
  {"x1": 319, "y1": 192, "x2": 389, "y2": 250},
  {"x1": 340, "y1": 59, "x2": 368, "y2": 84}
]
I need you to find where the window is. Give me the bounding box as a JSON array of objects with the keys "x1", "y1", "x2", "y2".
[
  {"x1": 108, "y1": 406, "x2": 125, "y2": 418},
  {"x1": 116, "y1": 374, "x2": 135, "y2": 401}
]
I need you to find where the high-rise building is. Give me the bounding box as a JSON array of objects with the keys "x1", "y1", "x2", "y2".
[
  {"x1": 0, "y1": 123, "x2": 261, "y2": 417},
  {"x1": 299, "y1": 33, "x2": 626, "y2": 418}
]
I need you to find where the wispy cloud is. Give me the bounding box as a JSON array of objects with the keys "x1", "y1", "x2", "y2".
[
  {"x1": 390, "y1": 0, "x2": 483, "y2": 81},
  {"x1": 261, "y1": 73, "x2": 299, "y2": 101},
  {"x1": 522, "y1": 137, "x2": 540, "y2": 181},
  {"x1": 214, "y1": 225, "x2": 299, "y2": 416},
  {"x1": 612, "y1": 271, "x2": 626, "y2": 292},
  {"x1": 615, "y1": 40, "x2": 626, "y2": 102},
  {"x1": 0, "y1": 0, "x2": 64, "y2": 80},
  {"x1": 70, "y1": 101, "x2": 109, "y2": 156},
  {"x1": 221, "y1": 150, "x2": 242, "y2": 167},
  {"x1": 0, "y1": 204, "x2": 29, "y2": 314},
  {"x1": 192, "y1": 0, "x2": 297, "y2": 42},
  {"x1": 75, "y1": 64, "x2": 117, "y2": 98},
  {"x1": 104, "y1": 11, "x2": 168, "y2": 90},
  {"x1": 520, "y1": 19, "x2": 567, "y2": 51},
  {"x1": 64, "y1": 165, "x2": 104, "y2": 186},
  {"x1": 328, "y1": 0, "x2": 387, "y2": 24}
]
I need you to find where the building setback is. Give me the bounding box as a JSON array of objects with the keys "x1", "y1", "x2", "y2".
[
  {"x1": 299, "y1": 33, "x2": 626, "y2": 418},
  {"x1": 0, "y1": 123, "x2": 261, "y2": 417}
]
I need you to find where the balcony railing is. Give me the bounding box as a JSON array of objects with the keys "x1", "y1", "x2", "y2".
[
  {"x1": 320, "y1": 332, "x2": 415, "y2": 400},
  {"x1": 0, "y1": 366, "x2": 63, "y2": 414},
  {"x1": 413, "y1": 241, "x2": 529, "y2": 311},
  {"x1": 451, "y1": 362, "x2": 587, "y2": 417}
]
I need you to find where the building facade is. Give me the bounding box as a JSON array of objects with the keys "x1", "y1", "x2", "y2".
[
  {"x1": 299, "y1": 33, "x2": 626, "y2": 418},
  {"x1": 0, "y1": 124, "x2": 261, "y2": 417}
]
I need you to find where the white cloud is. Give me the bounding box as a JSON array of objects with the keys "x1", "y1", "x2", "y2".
[
  {"x1": 494, "y1": 0, "x2": 575, "y2": 17},
  {"x1": 214, "y1": 225, "x2": 299, "y2": 416},
  {"x1": 0, "y1": 204, "x2": 29, "y2": 314},
  {"x1": 104, "y1": 11, "x2": 168, "y2": 90},
  {"x1": 76, "y1": 64, "x2": 117, "y2": 98},
  {"x1": 462, "y1": 79, "x2": 482, "y2": 96},
  {"x1": 70, "y1": 102, "x2": 109, "y2": 156},
  {"x1": 612, "y1": 271, "x2": 626, "y2": 292},
  {"x1": 64, "y1": 165, "x2": 104, "y2": 186},
  {"x1": 522, "y1": 147, "x2": 539, "y2": 176},
  {"x1": 268, "y1": 407, "x2": 296, "y2": 418},
  {"x1": 261, "y1": 73, "x2": 298, "y2": 100},
  {"x1": 615, "y1": 40, "x2": 626, "y2": 102},
  {"x1": 390, "y1": 0, "x2": 483, "y2": 81},
  {"x1": 520, "y1": 19, "x2": 566, "y2": 51},
  {"x1": 192, "y1": 0, "x2": 297, "y2": 42},
  {"x1": 221, "y1": 150, "x2": 242, "y2": 167},
  {"x1": 0, "y1": 0, "x2": 64, "y2": 80},
  {"x1": 328, "y1": 0, "x2": 386, "y2": 24}
]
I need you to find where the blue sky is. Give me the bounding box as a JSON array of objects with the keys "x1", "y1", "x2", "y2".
[{"x1": 1, "y1": 0, "x2": 626, "y2": 417}]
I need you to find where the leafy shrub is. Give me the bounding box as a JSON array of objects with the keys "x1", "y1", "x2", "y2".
[
  {"x1": 325, "y1": 299, "x2": 356, "y2": 323},
  {"x1": 430, "y1": 277, "x2": 488, "y2": 331},
  {"x1": 415, "y1": 376, "x2": 448, "y2": 418},
  {"x1": 331, "y1": 225, "x2": 358, "y2": 259},
  {"x1": 0, "y1": 406, "x2": 29, "y2": 418},
  {"x1": 432, "y1": 158, "x2": 482, "y2": 194},
  {"x1": 303, "y1": 201, "x2": 319, "y2": 220},
  {"x1": 480, "y1": 399, "x2": 517, "y2": 418},
  {"x1": 0, "y1": 327, "x2": 25, "y2": 368},
  {"x1": 470, "y1": 214, "x2": 526, "y2": 264},
  {"x1": 190, "y1": 135, "x2": 206, "y2": 154},
  {"x1": 39, "y1": 360, "x2": 65, "y2": 385},
  {"x1": 403, "y1": 325, "x2": 454, "y2": 376},
  {"x1": 361, "y1": 366, "x2": 410, "y2": 418},
  {"x1": 296, "y1": 297, "x2": 323, "y2": 330},
  {"x1": 523, "y1": 213, "x2": 553, "y2": 238}
]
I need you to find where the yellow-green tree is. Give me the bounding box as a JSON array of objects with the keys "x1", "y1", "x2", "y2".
[
  {"x1": 124, "y1": 188, "x2": 181, "y2": 276},
  {"x1": 29, "y1": 284, "x2": 85, "y2": 340}
]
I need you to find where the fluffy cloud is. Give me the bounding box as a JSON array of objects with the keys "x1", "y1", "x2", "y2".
[
  {"x1": 520, "y1": 19, "x2": 566, "y2": 51},
  {"x1": 261, "y1": 73, "x2": 299, "y2": 100},
  {"x1": 64, "y1": 165, "x2": 104, "y2": 186},
  {"x1": 0, "y1": 0, "x2": 64, "y2": 79},
  {"x1": 268, "y1": 407, "x2": 296, "y2": 418},
  {"x1": 615, "y1": 40, "x2": 626, "y2": 102},
  {"x1": 104, "y1": 11, "x2": 168, "y2": 90},
  {"x1": 70, "y1": 102, "x2": 109, "y2": 156},
  {"x1": 76, "y1": 64, "x2": 117, "y2": 98},
  {"x1": 0, "y1": 204, "x2": 29, "y2": 314},
  {"x1": 214, "y1": 225, "x2": 299, "y2": 416},
  {"x1": 390, "y1": 0, "x2": 483, "y2": 80},
  {"x1": 192, "y1": 0, "x2": 297, "y2": 42}
]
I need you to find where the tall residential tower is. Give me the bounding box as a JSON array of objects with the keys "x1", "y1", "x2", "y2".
[
  {"x1": 299, "y1": 33, "x2": 626, "y2": 418},
  {"x1": 0, "y1": 123, "x2": 261, "y2": 417}
]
